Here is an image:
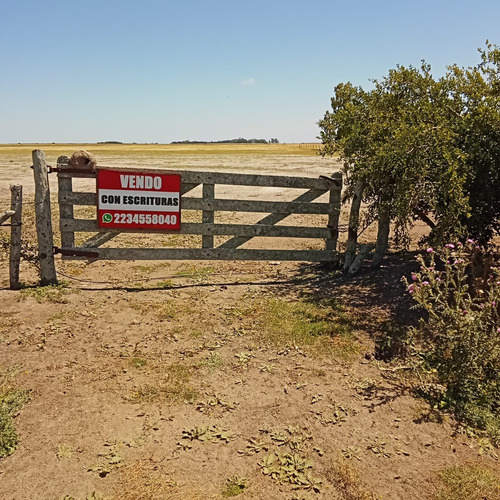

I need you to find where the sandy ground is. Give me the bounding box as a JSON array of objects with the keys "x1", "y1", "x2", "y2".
[{"x1": 0, "y1": 148, "x2": 498, "y2": 500}]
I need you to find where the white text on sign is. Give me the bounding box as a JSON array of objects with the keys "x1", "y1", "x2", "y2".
[{"x1": 119, "y1": 175, "x2": 162, "y2": 190}]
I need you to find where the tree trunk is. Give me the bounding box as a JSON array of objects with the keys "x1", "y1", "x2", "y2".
[
  {"x1": 343, "y1": 179, "x2": 365, "y2": 273},
  {"x1": 347, "y1": 244, "x2": 371, "y2": 275},
  {"x1": 372, "y1": 207, "x2": 390, "y2": 268}
]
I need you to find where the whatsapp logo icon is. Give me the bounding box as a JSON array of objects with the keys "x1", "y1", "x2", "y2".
[{"x1": 102, "y1": 213, "x2": 113, "y2": 223}]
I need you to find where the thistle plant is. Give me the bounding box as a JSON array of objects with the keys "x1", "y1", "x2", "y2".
[{"x1": 403, "y1": 241, "x2": 500, "y2": 441}]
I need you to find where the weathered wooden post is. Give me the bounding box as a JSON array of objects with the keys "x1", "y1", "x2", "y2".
[
  {"x1": 57, "y1": 155, "x2": 75, "y2": 249},
  {"x1": 9, "y1": 185, "x2": 22, "y2": 290},
  {"x1": 202, "y1": 183, "x2": 215, "y2": 249},
  {"x1": 326, "y1": 172, "x2": 343, "y2": 258},
  {"x1": 32, "y1": 150, "x2": 58, "y2": 285}
]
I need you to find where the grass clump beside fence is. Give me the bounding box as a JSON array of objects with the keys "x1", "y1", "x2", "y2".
[
  {"x1": 253, "y1": 297, "x2": 359, "y2": 359},
  {"x1": 403, "y1": 241, "x2": 500, "y2": 443},
  {"x1": 0, "y1": 366, "x2": 30, "y2": 459}
]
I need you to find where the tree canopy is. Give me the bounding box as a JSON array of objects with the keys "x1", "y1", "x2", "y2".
[{"x1": 319, "y1": 43, "x2": 500, "y2": 249}]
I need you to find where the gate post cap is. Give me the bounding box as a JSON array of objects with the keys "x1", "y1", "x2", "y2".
[{"x1": 57, "y1": 155, "x2": 70, "y2": 167}]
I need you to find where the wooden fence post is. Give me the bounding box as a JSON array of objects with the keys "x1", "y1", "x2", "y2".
[
  {"x1": 326, "y1": 172, "x2": 342, "y2": 257},
  {"x1": 202, "y1": 183, "x2": 215, "y2": 249},
  {"x1": 57, "y1": 156, "x2": 75, "y2": 249},
  {"x1": 32, "y1": 150, "x2": 58, "y2": 285},
  {"x1": 9, "y1": 185, "x2": 22, "y2": 290}
]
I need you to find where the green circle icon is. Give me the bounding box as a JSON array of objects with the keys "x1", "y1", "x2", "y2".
[{"x1": 102, "y1": 213, "x2": 113, "y2": 223}]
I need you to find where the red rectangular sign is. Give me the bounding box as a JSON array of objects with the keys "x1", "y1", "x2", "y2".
[{"x1": 97, "y1": 169, "x2": 181, "y2": 231}]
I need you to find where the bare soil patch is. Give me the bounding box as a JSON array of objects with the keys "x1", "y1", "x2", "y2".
[{"x1": 0, "y1": 147, "x2": 498, "y2": 500}]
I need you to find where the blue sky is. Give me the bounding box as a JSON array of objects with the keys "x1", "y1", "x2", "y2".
[{"x1": 1, "y1": 0, "x2": 499, "y2": 144}]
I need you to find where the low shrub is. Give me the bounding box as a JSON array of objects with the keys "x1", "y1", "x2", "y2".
[{"x1": 403, "y1": 241, "x2": 500, "y2": 442}]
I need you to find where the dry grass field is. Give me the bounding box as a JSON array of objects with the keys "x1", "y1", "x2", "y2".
[{"x1": 0, "y1": 144, "x2": 499, "y2": 500}]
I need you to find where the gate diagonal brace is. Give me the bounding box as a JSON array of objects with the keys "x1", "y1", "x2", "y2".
[
  {"x1": 53, "y1": 246, "x2": 99, "y2": 259},
  {"x1": 217, "y1": 187, "x2": 328, "y2": 250}
]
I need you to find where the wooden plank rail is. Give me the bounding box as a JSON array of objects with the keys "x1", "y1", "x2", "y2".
[
  {"x1": 56, "y1": 164, "x2": 342, "y2": 262},
  {"x1": 56, "y1": 168, "x2": 338, "y2": 190},
  {"x1": 58, "y1": 247, "x2": 336, "y2": 262},
  {"x1": 89, "y1": 167, "x2": 338, "y2": 190},
  {"x1": 60, "y1": 219, "x2": 331, "y2": 238},
  {"x1": 59, "y1": 192, "x2": 333, "y2": 214}
]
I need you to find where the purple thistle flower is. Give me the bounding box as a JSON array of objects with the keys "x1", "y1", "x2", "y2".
[
  {"x1": 445, "y1": 243, "x2": 455, "y2": 249},
  {"x1": 427, "y1": 247, "x2": 434, "y2": 253}
]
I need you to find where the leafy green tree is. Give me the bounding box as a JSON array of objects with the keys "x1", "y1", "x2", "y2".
[
  {"x1": 319, "y1": 43, "x2": 500, "y2": 266},
  {"x1": 448, "y1": 43, "x2": 500, "y2": 243}
]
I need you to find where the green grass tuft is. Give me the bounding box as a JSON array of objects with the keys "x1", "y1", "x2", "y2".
[
  {"x1": 435, "y1": 462, "x2": 500, "y2": 500},
  {"x1": 221, "y1": 476, "x2": 247, "y2": 497},
  {"x1": 128, "y1": 363, "x2": 198, "y2": 404},
  {"x1": 253, "y1": 297, "x2": 359, "y2": 358},
  {"x1": 19, "y1": 283, "x2": 72, "y2": 304},
  {"x1": 0, "y1": 367, "x2": 30, "y2": 459}
]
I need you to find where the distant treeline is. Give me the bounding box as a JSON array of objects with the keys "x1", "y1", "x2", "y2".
[{"x1": 171, "y1": 138, "x2": 279, "y2": 144}]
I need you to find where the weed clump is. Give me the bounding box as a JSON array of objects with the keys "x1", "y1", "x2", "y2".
[
  {"x1": 19, "y1": 283, "x2": 72, "y2": 304},
  {"x1": 0, "y1": 366, "x2": 30, "y2": 459},
  {"x1": 403, "y1": 241, "x2": 500, "y2": 443},
  {"x1": 221, "y1": 476, "x2": 247, "y2": 497},
  {"x1": 128, "y1": 363, "x2": 198, "y2": 405}
]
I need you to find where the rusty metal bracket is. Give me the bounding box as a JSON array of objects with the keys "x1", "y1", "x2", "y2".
[
  {"x1": 30, "y1": 164, "x2": 53, "y2": 171},
  {"x1": 53, "y1": 246, "x2": 99, "y2": 258},
  {"x1": 48, "y1": 166, "x2": 96, "y2": 174}
]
